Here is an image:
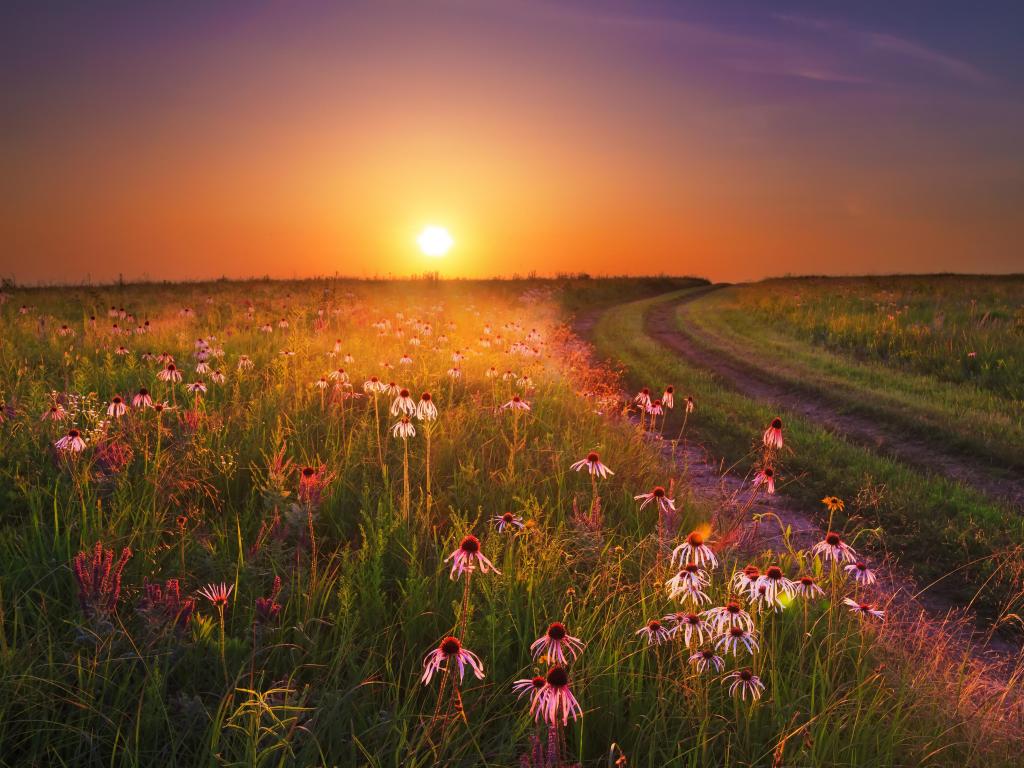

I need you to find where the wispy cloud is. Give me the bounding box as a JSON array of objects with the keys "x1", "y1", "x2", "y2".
[{"x1": 774, "y1": 13, "x2": 989, "y2": 85}]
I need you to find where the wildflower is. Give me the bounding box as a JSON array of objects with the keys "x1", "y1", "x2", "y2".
[
  {"x1": 723, "y1": 669, "x2": 765, "y2": 701},
  {"x1": 390, "y1": 388, "x2": 416, "y2": 417},
  {"x1": 107, "y1": 396, "x2": 127, "y2": 418},
  {"x1": 646, "y1": 398, "x2": 664, "y2": 418},
  {"x1": 492, "y1": 511, "x2": 525, "y2": 533},
  {"x1": 41, "y1": 403, "x2": 67, "y2": 422},
  {"x1": 672, "y1": 530, "x2": 717, "y2": 569},
  {"x1": 570, "y1": 452, "x2": 614, "y2": 478},
  {"x1": 531, "y1": 621, "x2": 586, "y2": 664},
  {"x1": 197, "y1": 582, "x2": 233, "y2": 608},
  {"x1": 844, "y1": 561, "x2": 877, "y2": 586},
  {"x1": 704, "y1": 601, "x2": 754, "y2": 633},
  {"x1": 512, "y1": 675, "x2": 547, "y2": 705},
  {"x1": 753, "y1": 466, "x2": 776, "y2": 494},
  {"x1": 811, "y1": 531, "x2": 857, "y2": 564},
  {"x1": 634, "y1": 485, "x2": 675, "y2": 514},
  {"x1": 757, "y1": 565, "x2": 796, "y2": 602},
  {"x1": 634, "y1": 388, "x2": 652, "y2": 408},
  {"x1": 447, "y1": 366, "x2": 461, "y2": 379},
  {"x1": 843, "y1": 597, "x2": 885, "y2": 620},
  {"x1": 662, "y1": 386, "x2": 674, "y2": 409},
  {"x1": 821, "y1": 496, "x2": 845, "y2": 513},
  {"x1": 421, "y1": 636, "x2": 484, "y2": 685},
  {"x1": 685, "y1": 396, "x2": 695, "y2": 414},
  {"x1": 716, "y1": 625, "x2": 759, "y2": 656},
  {"x1": 731, "y1": 565, "x2": 760, "y2": 599},
  {"x1": 669, "y1": 611, "x2": 711, "y2": 646},
  {"x1": 186, "y1": 381, "x2": 207, "y2": 395},
  {"x1": 363, "y1": 376, "x2": 385, "y2": 394},
  {"x1": 688, "y1": 649, "x2": 725, "y2": 673},
  {"x1": 297, "y1": 465, "x2": 333, "y2": 506},
  {"x1": 763, "y1": 418, "x2": 784, "y2": 449},
  {"x1": 445, "y1": 535, "x2": 500, "y2": 580},
  {"x1": 132, "y1": 388, "x2": 153, "y2": 408},
  {"x1": 636, "y1": 618, "x2": 673, "y2": 646},
  {"x1": 329, "y1": 368, "x2": 349, "y2": 382},
  {"x1": 255, "y1": 575, "x2": 284, "y2": 625},
  {"x1": 416, "y1": 392, "x2": 438, "y2": 421},
  {"x1": 391, "y1": 416, "x2": 416, "y2": 439},
  {"x1": 666, "y1": 566, "x2": 711, "y2": 605},
  {"x1": 501, "y1": 394, "x2": 531, "y2": 411},
  {"x1": 531, "y1": 665, "x2": 583, "y2": 726},
  {"x1": 72, "y1": 541, "x2": 132, "y2": 619},
  {"x1": 210, "y1": 369, "x2": 225, "y2": 385},
  {"x1": 55, "y1": 428, "x2": 87, "y2": 453},
  {"x1": 795, "y1": 575, "x2": 824, "y2": 599},
  {"x1": 237, "y1": 355, "x2": 254, "y2": 371},
  {"x1": 157, "y1": 363, "x2": 182, "y2": 382}
]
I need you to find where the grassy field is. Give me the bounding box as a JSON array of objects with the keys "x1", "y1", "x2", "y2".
[
  {"x1": 737, "y1": 275, "x2": 1024, "y2": 400},
  {"x1": 672, "y1": 287, "x2": 1024, "y2": 472},
  {"x1": 0, "y1": 278, "x2": 1018, "y2": 767},
  {"x1": 591, "y1": 288, "x2": 1023, "y2": 620}
]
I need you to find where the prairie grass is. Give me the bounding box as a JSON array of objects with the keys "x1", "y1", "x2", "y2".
[
  {"x1": 591, "y1": 289, "x2": 1024, "y2": 619},
  {"x1": 0, "y1": 279, "x2": 1017, "y2": 766}
]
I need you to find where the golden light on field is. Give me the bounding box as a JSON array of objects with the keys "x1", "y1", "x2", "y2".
[{"x1": 417, "y1": 226, "x2": 454, "y2": 258}]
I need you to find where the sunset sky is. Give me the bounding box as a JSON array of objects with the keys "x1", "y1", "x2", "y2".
[{"x1": 2, "y1": 1, "x2": 1023, "y2": 284}]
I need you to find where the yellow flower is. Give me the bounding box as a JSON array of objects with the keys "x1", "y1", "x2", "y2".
[{"x1": 821, "y1": 496, "x2": 845, "y2": 513}]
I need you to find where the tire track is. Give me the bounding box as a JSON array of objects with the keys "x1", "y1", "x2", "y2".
[{"x1": 645, "y1": 289, "x2": 1024, "y2": 508}]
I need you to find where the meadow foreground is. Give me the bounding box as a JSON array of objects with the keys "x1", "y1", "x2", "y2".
[{"x1": 0, "y1": 277, "x2": 1020, "y2": 767}]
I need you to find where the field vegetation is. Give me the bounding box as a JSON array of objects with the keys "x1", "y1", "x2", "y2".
[{"x1": 0, "y1": 278, "x2": 1018, "y2": 767}]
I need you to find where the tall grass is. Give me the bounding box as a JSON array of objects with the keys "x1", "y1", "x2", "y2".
[{"x1": 0, "y1": 280, "x2": 1016, "y2": 766}]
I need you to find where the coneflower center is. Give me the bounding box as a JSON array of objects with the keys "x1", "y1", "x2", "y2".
[
  {"x1": 687, "y1": 531, "x2": 704, "y2": 546},
  {"x1": 765, "y1": 565, "x2": 783, "y2": 580},
  {"x1": 826, "y1": 532, "x2": 841, "y2": 546},
  {"x1": 771, "y1": 418, "x2": 782, "y2": 429},
  {"x1": 547, "y1": 622, "x2": 567, "y2": 640},
  {"x1": 440, "y1": 636, "x2": 461, "y2": 655},
  {"x1": 460, "y1": 535, "x2": 480, "y2": 554},
  {"x1": 653, "y1": 486, "x2": 665, "y2": 497},
  {"x1": 587, "y1": 452, "x2": 599, "y2": 463},
  {"x1": 546, "y1": 666, "x2": 569, "y2": 688}
]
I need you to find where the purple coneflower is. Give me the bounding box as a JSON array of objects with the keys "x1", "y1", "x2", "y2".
[
  {"x1": 531, "y1": 665, "x2": 583, "y2": 726},
  {"x1": 811, "y1": 531, "x2": 857, "y2": 564},
  {"x1": 421, "y1": 636, "x2": 484, "y2": 685},
  {"x1": 531, "y1": 621, "x2": 585, "y2": 665},
  {"x1": 501, "y1": 395, "x2": 531, "y2": 411},
  {"x1": 570, "y1": 452, "x2": 614, "y2": 478},
  {"x1": 55, "y1": 429, "x2": 87, "y2": 453},
  {"x1": 634, "y1": 485, "x2": 675, "y2": 514},
  {"x1": 716, "y1": 625, "x2": 759, "y2": 656},
  {"x1": 753, "y1": 466, "x2": 776, "y2": 494},
  {"x1": 132, "y1": 388, "x2": 152, "y2": 408},
  {"x1": 107, "y1": 396, "x2": 127, "y2": 418},
  {"x1": 688, "y1": 648, "x2": 725, "y2": 673},
  {"x1": 795, "y1": 575, "x2": 825, "y2": 599},
  {"x1": 763, "y1": 418, "x2": 784, "y2": 449},
  {"x1": 724, "y1": 669, "x2": 765, "y2": 700},
  {"x1": 672, "y1": 530, "x2": 717, "y2": 569},
  {"x1": 445, "y1": 535, "x2": 500, "y2": 580},
  {"x1": 492, "y1": 511, "x2": 525, "y2": 533},
  {"x1": 636, "y1": 618, "x2": 673, "y2": 646},
  {"x1": 704, "y1": 600, "x2": 754, "y2": 633},
  {"x1": 843, "y1": 597, "x2": 885, "y2": 620},
  {"x1": 844, "y1": 560, "x2": 876, "y2": 586}
]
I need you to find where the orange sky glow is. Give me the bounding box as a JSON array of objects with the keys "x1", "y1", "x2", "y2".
[{"x1": 2, "y1": 2, "x2": 1023, "y2": 284}]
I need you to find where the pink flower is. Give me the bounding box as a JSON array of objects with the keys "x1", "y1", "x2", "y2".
[
  {"x1": 753, "y1": 466, "x2": 776, "y2": 494},
  {"x1": 530, "y1": 665, "x2": 583, "y2": 726},
  {"x1": 198, "y1": 581, "x2": 234, "y2": 608},
  {"x1": 421, "y1": 636, "x2": 484, "y2": 685},
  {"x1": 634, "y1": 485, "x2": 675, "y2": 514},
  {"x1": 811, "y1": 532, "x2": 857, "y2": 564},
  {"x1": 763, "y1": 417, "x2": 784, "y2": 449},
  {"x1": 843, "y1": 597, "x2": 885, "y2": 620},
  {"x1": 672, "y1": 530, "x2": 717, "y2": 569},
  {"x1": 570, "y1": 452, "x2": 614, "y2": 478},
  {"x1": 55, "y1": 429, "x2": 87, "y2": 453},
  {"x1": 636, "y1": 618, "x2": 673, "y2": 646},
  {"x1": 445, "y1": 535, "x2": 500, "y2": 580},
  {"x1": 531, "y1": 622, "x2": 586, "y2": 665}
]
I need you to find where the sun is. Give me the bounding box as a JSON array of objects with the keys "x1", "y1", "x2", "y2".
[{"x1": 417, "y1": 225, "x2": 454, "y2": 257}]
